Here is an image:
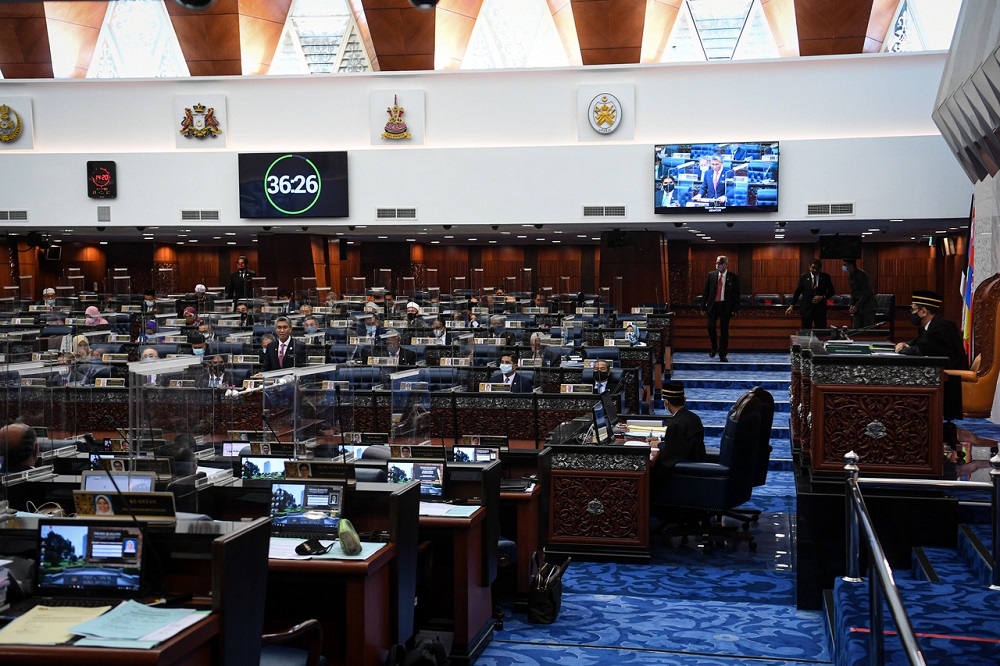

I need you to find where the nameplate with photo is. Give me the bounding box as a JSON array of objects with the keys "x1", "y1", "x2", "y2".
[
  {"x1": 479, "y1": 382, "x2": 512, "y2": 392},
  {"x1": 95, "y1": 377, "x2": 126, "y2": 388},
  {"x1": 439, "y1": 357, "x2": 471, "y2": 367},
  {"x1": 560, "y1": 383, "x2": 594, "y2": 394}
]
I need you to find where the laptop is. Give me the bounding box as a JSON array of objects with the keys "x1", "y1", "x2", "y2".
[
  {"x1": 453, "y1": 446, "x2": 499, "y2": 463},
  {"x1": 268, "y1": 481, "x2": 346, "y2": 539},
  {"x1": 387, "y1": 460, "x2": 445, "y2": 498},
  {"x1": 80, "y1": 470, "x2": 156, "y2": 493},
  {"x1": 7, "y1": 518, "x2": 146, "y2": 615}
]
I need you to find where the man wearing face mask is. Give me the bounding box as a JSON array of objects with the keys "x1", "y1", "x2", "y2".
[
  {"x1": 702, "y1": 255, "x2": 740, "y2": 362},
  {"x1": 405, "y1": 302, "x2": 427, "y2": 329},
  {"x1": 41, "y1": 287, "x2": 57, "y2": 311},
  {"x1": 658, "y1": 176, "x2": 679, "y2": 207},
  {"x1": 591, "y1": 359, "x2": 617, "y2": 395},
  {"x1": 489, "y1": 354, "x2": 533, "y2": 393},
  {"x1": 649, "y1": 382, "x2": 706, "y2": 491},
  {"x1": 358, "y1": 315, "x2": 384, "y2": 341},
  {"x1": 139, "y1": 347, "x2": 161, "y2": 386},
  {"x1": 895, "y1": 291, "x2": 968, "y2": 370},
  {"x1": 430, "y1": 316, "x2": 448, "y2": 345},
  {"x1": 786, "y1": 259, "x2": 836, "y2": 329},
  {"x1": 236, "y1": 302, "x2": 254, "y2": 327},
  {"x1": 188, "y1": 332, "x2": 208, "y2": 358},
  {"x1": 841, "y1": 258, "x2": 876, "y2": 329},
  {"x1": 379, "y1": 330, "x2": 417, "y2": 365},
  {"x1": 142, "y1": 289, "x2": 157, "y2": 315},
  {"x1": 199, "y1": 354, "x2": 230, "y2": 389}
]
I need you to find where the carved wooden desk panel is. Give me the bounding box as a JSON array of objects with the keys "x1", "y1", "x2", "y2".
[{"x1": 546, "y1": 445, "x2": 650, "y2": 562}]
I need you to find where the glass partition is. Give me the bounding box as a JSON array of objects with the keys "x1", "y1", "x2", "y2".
[{"x1": 389, "y1": 368, "x2": 431, "y2": 448}]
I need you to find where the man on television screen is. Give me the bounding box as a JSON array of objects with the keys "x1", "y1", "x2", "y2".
[
  {"x1": 658, "y1": 176, "x2": 679, "y2": 207},
  {"x1": 785, "y1": 259, "x2": 836, "y2": 329},
  {"x1": 702, "y1": 255, "x2": 739, "y2": 362},
  {"x1": 694, "y1": 155, "x2": 729, "y2": 204}
]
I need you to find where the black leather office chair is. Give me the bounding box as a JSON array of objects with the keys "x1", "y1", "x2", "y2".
[
  {"x1": 651, "y1": 390, "x2": 762, "y2": 551},
  {"x1": 718, "y1": 387, "x2": 774, "y2": 529}
]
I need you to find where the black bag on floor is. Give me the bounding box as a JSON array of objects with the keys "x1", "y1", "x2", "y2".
[{"x1": 527, "y1": 553, "x2": 571, "y2": 624}]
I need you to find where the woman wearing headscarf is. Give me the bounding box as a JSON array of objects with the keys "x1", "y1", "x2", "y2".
[
  {"x1": 84, "y1": 306, "x2": 108, "y2": 326},
  {"x1": 137, "y1": 319, "x2": 159, "y2": 344}
]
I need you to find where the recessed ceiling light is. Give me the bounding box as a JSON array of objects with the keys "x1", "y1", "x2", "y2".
[
  {"x1": 707, "y1": 239, "x2": 716, "y2": 242},
  {"x1": 577, "y1": 234, "x2": 587, "y2": 238},
  {"x1": 934, "y1": 230, "x2": 947, "y2": 234},
  {"x1": 176, "y1": 241, "x2": 185, "y2": 245},
  {"x1": 554, "y1": 230, "x2": 562, "y2": 234},
  {"x1": 213, "y1": 236, "x2": 221, "y2": 240},
  {"x1": 356, "y1": 225, "x2": 367, "y2": 229},
  {"x1": 252, "y1": 239, "x2": 258, "y2": 242},
  {"x1": 867, "y1": 228, "x2": 880, "y2": 232},
  {"x1": 552, "y1": 240, "x2": 561, "y2": 243},
  {"x1": 189, "y1": 239, "x2": 198, "y2": 243},
  {"x1": 99, "y1": 241, "x2": 108, "y2": 245},
  {"x1": 406, "y1": 238, "x2": 416, "y2": 242},
  {"x1": 861, "y1": 232, "x2": 873, "y2": 236},
  {"x1": 467, "y1": 238, "x2": 477, "y2": 241},
  {"x1": 590, "y1": 237, "x2": 600, "y2": 241},
  {"x1": 378, "y1": 235, "x2": 388, "y2": 239},
  {"x1": 347, "y1": 241, "x2": 355, "y2": 245},
  {"x1": 517, "y1": 235, "x2": 527, "y2": 239},
  {"x1": 444, "y1": 235, "x2": 454, "y2": 239},
  {"x1": 431, "y1": 240, "x2": 440, "y2": 244},
  {"x1": 178, "y1": 234, "x2": 188, "y2": 237},
  {"x1": 890, "y1": 219, "x2": 903, "y2": 222},
  {"x1": 225, "y1": 233, "x2": 236, "y2": 236},
  {"x1": 535, "y1": 238, "x2": 545, "y2": 241},
  {"x1": 227, "y1": 241, "x2": 236, "y2": 245},
  {"x1": 501, "y1": 231, "x2": 510, "y2": 235},
  {"x1": 948, "y1": 227, "x2": 958, "y2": 230}
]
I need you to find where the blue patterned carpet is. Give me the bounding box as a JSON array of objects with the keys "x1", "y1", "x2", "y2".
[{"x1": 478, "y1": 353, "x2": 833, "y2": 666}]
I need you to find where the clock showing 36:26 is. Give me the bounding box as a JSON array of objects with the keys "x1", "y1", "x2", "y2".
[{"x1": 263, "y1": 154, "x2": 322, "y2": 215}]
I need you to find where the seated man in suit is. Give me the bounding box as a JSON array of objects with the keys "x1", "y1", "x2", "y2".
[
  {"x1": 592, "y1": 359, "x2": 616, "y2": 395},
  {"x1": 359, "y1": 314, "x2": 384, "y2": 340},
  {"x1": 649, "y1": 382, "x2": 706, "y2": 490},
  {"x1": 429, "y1": 316, "x2": 449, "y2": 345},
  {"x1": 188, "y1": 332, "x2": 207, "y2": 358},
  {"x1": 200, "y1": 354, "x2": 231, "y2": 389},
  {"x1": 489, "y1": 354, "x2": 533, "y2": 393},
  {"x1": 235, "y1": 301, "x2": 255, "y2": 327},
  {"x1": 895, "y1": 290, "x2": 969, "y2": 370},
  {"x1": 378, "y1": 329, "x2": 417, "y2": 365},
  {"x1": 1, "y1": 423, "x2": 39, "y2": 474},
  {"x1": 405, "y1": 302, "x2": 427, "y2": 329}
]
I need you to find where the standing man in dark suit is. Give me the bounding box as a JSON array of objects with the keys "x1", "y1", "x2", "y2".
[
  {"x1": 785, "y1": 259, "x2": 836, "y2": 329},
  {"x1": 702, "y1": 255, "x2": 740, "y2": 362},
  {"x1": 260, "y1": 316, "x2": 304, "y2": 372},
  {"x1": 895, "y1": 290, "x2": 968, "y2": 370},
  {"x1": 694, "y1": 154, "x2": 730, "y2": 204},
  {"x1": 226, "y1": 255, "x2": 255, "y2": 304},
  {"x1": 489, "y1": 354, "x2": 533, "y2": 393},
  {"x1": 842, "y1": 258, "x2": 876, "y2": 329}
]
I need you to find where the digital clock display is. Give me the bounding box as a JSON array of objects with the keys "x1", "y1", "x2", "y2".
[{"x1": 238, "y1": 152, "x2": 348, "y2": 219}]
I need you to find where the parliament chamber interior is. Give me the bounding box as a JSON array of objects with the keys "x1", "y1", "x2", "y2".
[{"x1": 3, "y1": 0, "x2": 1000, "y2": 665}]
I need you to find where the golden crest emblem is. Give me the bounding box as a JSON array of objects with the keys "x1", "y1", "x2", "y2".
[
  {"x1": 382, "y1": 95, "x2": 411, "y2": 140},
  {"x1": 0, "y1": 104, "x2": 23, "y2": 143},
  {"x1": 180, "y1": 103, "x2": 222, "y2": 139},
  {"x1": 588, "y1": 93, "x2": 622, "y2": 135}
]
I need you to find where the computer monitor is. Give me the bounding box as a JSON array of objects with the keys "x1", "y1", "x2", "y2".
[
  {"x1": 81, "y1": 471, "x2": 156, "y2": 493},
  {"x1": 386, "y1": 460, "x2": 445, "y2": 497}
]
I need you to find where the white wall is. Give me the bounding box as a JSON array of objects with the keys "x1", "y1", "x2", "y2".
[{"x1": 0, "y1": 51, "x2": 972, "y2": 231}]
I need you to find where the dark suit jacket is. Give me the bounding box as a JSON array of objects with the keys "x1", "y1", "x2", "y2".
[
  {"x1": 847, "y1": 268, "x2": 876, "y2": 316},
  {"x1": 377, "y1": 346, "x2": 417, "y2": 366},
  {"x1": 790, "y1": 271, "x2": 836, "y2": 318},
  {"x1": 698, "y1": 170, "x2": 730, "y2": 200},
  {"x1": 898, "y1": 315, "x2": 969, "y2": 370},
  {"x1": 226, "y1": 268, "x2": 256, "y2": 301},
  {"x1": 488, "y1": 370, "x2": 533, "y2": 393},
  {"x1": 656, "y1": 407, "x2": 706, "y2": 470},
  {"x1": 261, "y1": 338, "x2": 306, "y2": 372},
  {"x1": 702, "y1": 270, "x2": 741, "y2": 312},
  {"x1": 237, "y1": 312, "x2": 255, "y2": 327}
]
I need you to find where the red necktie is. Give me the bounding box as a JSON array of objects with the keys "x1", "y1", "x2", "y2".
[
  {"x1": 278, "y1": 343, "x2": 286, "y2": 366},
  {"x1": 716, "y1": 273, "x2": 724, "y2": 301}
]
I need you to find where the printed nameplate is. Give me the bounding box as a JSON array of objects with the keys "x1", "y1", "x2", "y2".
[
  {"x1": 307, "y1": 356, "x2": 326, "y2": 365},
  {"x1": 65, "y1": 318, "x2": 89, "y2": 325},
  {"x1": 631, "y1": 307, "x2": 655, "y2": 314},
  {"x1": 400, "y1": 381, "x2": 429, "y2": 391},
  {"x1": 109, "y1": 334, "x2": 132, "y2": 343},
  {"x1": 368, "y1": 357, "x2": 398, "y2": 366},
  {"x1": 560, "y1": 383, "x2": 594, "y2": 394},
  {"x1": 32, "y1": 352, "x2": 58, "y2": 361},
  {"x1": 520, "y1": 358, "x2": 543, "y2": 367},
  {"x1": 479, "y1": 382, "x2": 512, "y2": 392},
  {"x1": 474, "y1": 337, "x2": 505, "y2": 345},
  {"x1": 169, "y1": 379, "x2": 196, "y2": 388},
  {"x1": 102, "y1": 353, "x2": 129, "y2": 362},
  {"x1": 576, "y1": 307, "x2": 599, "y2": 315},
  {"x1": 439, "y1": 357, "x2": 471, "y2": 367},
  {"x1": 523, "y1": 307, "x2": 549, "y2": 314},
  {"x1": 505, "y1": 320, "x2": 524, "y2": 328},
  {"x1": 165, "y1": 318, "x2": 186, "y2": 326},
  {"x1": 349, "y1": 336, "x2": 375, "y2": 346},
  {"x1": 445, "y1": 321, "x2": 467, "y2": 329},
  {"x1": 21, "y1": 377, "x2": 46, "y2": 386},
  {"x1": 329, "y1": 319, "x2": 352, "y2": 328},
  {"x1": 321, "y1": 380, "x2": 350, "y2": 390},
  {"x1": 164, "y1": 335, "x2": 188, "y2": 343},
  {"x1": 95, "y1": 377, "x2": 126, "y2": 388},
  {"x1": 233, "y1": 355, "x2": 259, "y2": 364},
  {"x1": 411, "y1": 337, "x2": 439, "y2": 345},
  {"x1": 242, "y1": 379, "x2": 263, "y2": 390},
  {"x1": 121, "y1": 305, "x2": 142, "y2": 312}
]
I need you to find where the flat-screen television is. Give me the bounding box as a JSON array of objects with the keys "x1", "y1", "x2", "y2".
[
  {"x1": 819, "y1": 235, "x2": 863, "y2": 259},
  {"x1": 654, "y1": 142, "x2": 779, "y2": 214},
  {"x1": 238, "y1": 152, "x2": 348, "y2": 219}
]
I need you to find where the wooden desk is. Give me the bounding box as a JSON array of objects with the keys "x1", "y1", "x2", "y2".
[
  {"x1": 418, "y1": 508, "x2": 493, "y2": 665},
  {"x1": 501, "y1": 484, "x2": 541, "y2": 596},
  {"x1": 267, "y1": 543, "x2": 396, "y2": 666},
  {"x1": 0, "y1": 613, "x2": 220, "y2": 666}
]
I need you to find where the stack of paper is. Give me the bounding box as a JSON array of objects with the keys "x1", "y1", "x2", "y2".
[{"x1": 69, "y1": 601, "x2": 210, "y2": 649}]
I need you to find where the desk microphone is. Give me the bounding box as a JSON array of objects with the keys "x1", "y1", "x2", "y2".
[
  {"x1": 840, "y1": 320, "x2": 887, "y2": 341},
  {"x1": 261, "y1": 409, "x2": 285, "y2": 453}
]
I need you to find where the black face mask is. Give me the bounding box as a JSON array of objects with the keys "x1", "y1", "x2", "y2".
[
  {"x1": 593, "y1": 370, "x2": 609, "y2": 383},
  {"x1": 407, "y1": 312, "x2": 417, "y2": 321},
  {"x1": 909, "y1": 313, "x2": 923, "y2": 327},
  {"x1": 664, "y1": 183, "x2": 674, "y2": 192}
]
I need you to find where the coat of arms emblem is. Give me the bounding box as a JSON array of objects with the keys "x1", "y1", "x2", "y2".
[
  {"x1": 381, "y1": 95, "x2": 411, "y2": 140},
  {"x1": 0, "y1": 104, "x2": 23, "y2": 143},
  {"x1": 180, "y1": 103, "x2": 222, "y2": 139}
]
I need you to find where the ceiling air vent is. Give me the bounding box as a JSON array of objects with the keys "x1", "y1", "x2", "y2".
[
  {"x1": 376, "y1": 207, "x2": 418, "y2": 219},
  {"x1": 181, "y1": 210, "x2": 220, "y2": 221},
  {"x1": 583, "y1": 205, "x2": 627, "y2": 217},
  {"x1": 806, "y1": 202, "x2": 855, "y2": 216},
  {"x1": 97, "y1": 206, "x2": 111, "y2": 222},
  {"x1": 0, "y1": 210, "x2": 29, "y2": 221}
]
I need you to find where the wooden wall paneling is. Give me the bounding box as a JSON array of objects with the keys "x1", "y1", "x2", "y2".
[
  {"x1": 60, "y1": 244, "x2": 107, "y2": 295},
  {"x1": 599, "y1": 231, "x2": 663, "y2": 310},
  {"x1": 256, "y1": 233, "x2": 318, "y2": 294},
  {"x1": 176, "y1": 247, "x2": 221, "y2": 292},
  {"x1": 751, "y1": 245, "x2": 799, "y2": 296},
  {"x1": 481, "y1": 246, "x2": 526, "y2": 291},
  {"x1": 105, "y1": 242, "x2": 154, "y2": 294},
  {"x1": 537, "y1": 246, "x2": 582, "y2": 294},
  {"x1": 0, "y1": 240, "x2": 15, "y2": 291},
  {"x1": 310, "y1": 237, "x2": 328, "y2": 290},
  {"x1": 16, "y1": 242, "x2": 42, "y2": 300},
  {"x1": 666, "y1": 240, "x2": 690, "y2": 305}
]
